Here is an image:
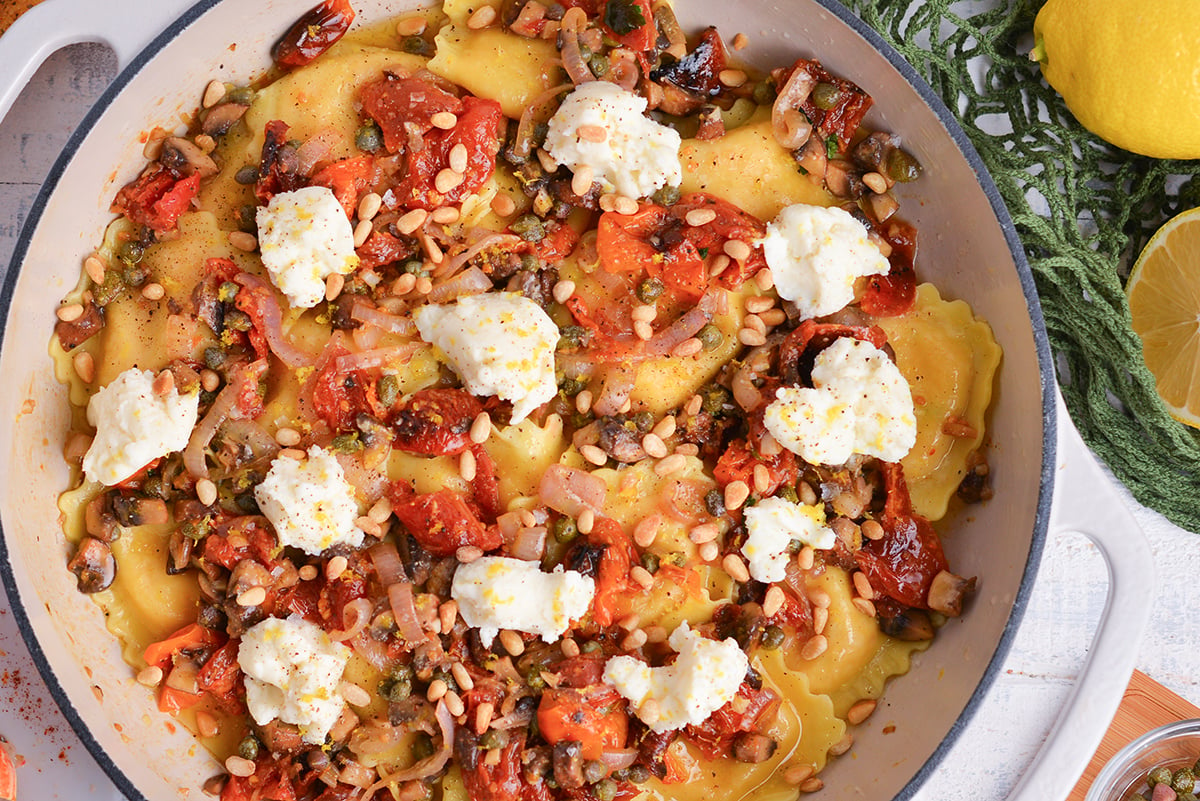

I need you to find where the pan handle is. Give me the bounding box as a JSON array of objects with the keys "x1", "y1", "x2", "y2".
[
  {"x1": 0, "y1": 0, "x2": 197, "y2": 125},
  {"x1": 1004, "y1": 392, "x2": 1155, "y2": 801}
]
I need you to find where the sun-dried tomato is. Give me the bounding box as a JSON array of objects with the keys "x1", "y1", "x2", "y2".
[
  {"x1": 360, "y1": 74, "x2": 464, "y2": 153},
  {"x1": 356, "y1": 229, "x2": 415, "y2": 270},
  {"x1": 588, "y1": 516, "x2": 638, "y2": 627},
  {"x1": 779, "y1": 57, "x2": 874, "y2": 153},
  {"x1": 391, "y1": 388, "x2": 483, "y2": 456},
  {"x1": 469, "y1": 444, "x2": 503, "y2": 522},
  {"x1": 255, "y1": 120, "x2": 304, "y2": 204},
  {"x1": 395, "y1": 96, "x2": 504, "y2": 210},
  {"x1": 221, "y1": 755, "x2": 298, "y2": 801},
  {"x1": 670, "y1": 193, "x2": 768, "y2": 290},
  {"x1": 685, "y1": 683, "x2": 779, "y2": 759},
  {"x1": 777, "y1": 319, "x2": 889, "y2": 387},
  {"x1": 195, "y1": 641, "x2": 242, "y2": 702},
  {"x1": 111, "y1": 164, "x2": 200, "y2": 234},
  {"x1": 651, "y1": 27, "x2": 728, "y2": 98},
  {"x1": 272, "y1": 0, "x2": 356, "y2": 70},
  {"x1": 855, "y1": 463, "x2": 949, "y2": 609},
  {"x1": 861, "y1": 217, "x2": 918, "y2": 317},
  {"x1": 460, "y1": 728, "x2": 527, "y2": 801},
  {"x1": 310, "y1": 351, "x2": 377, "y2": 433},
  {"x1": 389, "y1": 487, "x2": 501, "y2": 557}
]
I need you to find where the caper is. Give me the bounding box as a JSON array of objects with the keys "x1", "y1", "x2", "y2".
[
  {"x1": 234, "y1": 165, "x2": 258, "y2": 185},
  {"x1": 705, "y1": 489, "x2": 726, "y2": 517},
  {"x1": 330, "y1": 433, "x2": 362, "y2": 453},
  {"x1": 553, "y1": 516, "x2": 579, "y2": 543},
  {"x1": 697, "y1": 323, "x2": 723, "y2": 351},
  {"x1": 582, "y1": 760, "x2": 607, "y2": 785},
  {"x1": 652, "y1": 184, "x2": 681, "y2": 206},
  {"x1": 557, "y1": 325, "x2": 587, "y2": 350},
  {"x1": 431, "y1": 667, "x2": 458, "y2": 693},
  {"x1": 526, "y1": 668, "x2": 547, "y2": 691},
  {"x1": 777, "y1": 484, "x2": 799, "y2": 504},
  {"x1": 760, "y1": 625, "x2": 785, "y2": 650},
  {"x1": 751, "y1": 80, "x2": 777, "y2": 106},
  {"x1": 640, "y1": 552, "x2": 660, "y2": 574},
  {"x1": 700, "y1": 384, "x2": 731, "y2": 416},
  {"x1": 812, "y1": 81, "x2": 841, "y2": 111},
  {"x1": 235, "y1": 493, "x2": 259, "y2": 514},
  {"x1": 636, "y1": 277, "x2": 665, "y2": 304},
  {"x1": 117, "y1": 240, "x2": 145, "y2": 265},
  {"x1": 559, "y1": 377, "x2": 586, "y2": 396},
  {"x1": 1150, "y1": 766, "x2": 1174, "y2": 788},
  {"x1": 1175, "y1": 769, "x2": 1197, "y2": 794},
  {"x1": 355, "y1": 121, "x2": 385, "y2": 153},
  {"x1": 594, "y1": 778, "x2": 618, "y2": 801},
  {"x1": 226, "y1": 86, "x2": 256, "y2": 106},
  {"x1": 387, "y1": 675, "x2": 413, "y2": 701},
  {"x1": 400, "y1": 34, "x2": 433, "y2": 55},
  {"x1": 411, "y1": 732, "x2": 436, "y2": 761},
  {"x1": 886, "y1": 148, "x2": 923, "y2": 183},
  {"x1": 93, "y1": 269, "x2": 125, "y2": 306},
  {"x1": 520, "y1": 253, "x2": 541, "y2": 272},
  {"x1": 377, "y1": 373, "x2": 400, "y2": 408},
  {"x1": 224, "y1": 308, "x2": 252, "y2": 332},
  {"x1": 633, "y1": 411, "x2": 655, "y2": 432},
  {"x1": 589, "y1": 54, "x2": 610, "y2": 78},
  {"x1": 580, "y1": 640, "x2": 602, "y2": 654},
  {"x1": 511, "y1": 214, "x2": 546, "y2": 243},
  {"x1": 627, "y1": 764, "x2": 651, "y2": 784},
  {"x1": 479, "y1": 728, "x2": 508, "y2": 750},
  {"x1": 237, "y1": 735, "x2": 260, "y2": 761},
  {"x1": 203, "y1": 347, "x2": 226, "y2": 370}
]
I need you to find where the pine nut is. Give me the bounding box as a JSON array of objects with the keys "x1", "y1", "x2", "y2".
[
  {"x1": 576, "y1": 124, "x2": 608, "y2": 142},
  {"x1": 571, "y1": 165, "x2": 594, "y2": 196},
  {"x1": 784, "y1": 764, "x2": 815, "y2": 786},
  {"x1": 652, "y1": 415, "x2": 676, "y2": 439},
  {"x1": 763, "y1": 585, "x2": 785, "y2": 618},
  {"x1": 863, "y1": 171, "x2": 888, "y2": 194},
  {"x1": 684, "y1": 394, "x2": 703, "y2": 416},
  {"x1": 642, "y1": 432, "x2": 668, "y2": 458},
  {"x1": 617, "y1": 614, "x2": 641, "y2": 632},
  {"x1": 829, "y1": 732, "x2": 854, "y2": 756},
  {"x1": 861, "y1": 519, "x2": 885, "y2": 540},
  {"x1": 225, "y1": 756, "x2": 257, "y2": 778},
  {"x1": 341, "y1": 682, "x2": 372, "y2": 707},
  {"x1": 724, "y1": 480, "x2": 750, "y2": 510},
  {"x1": 415, "y1": 275, "x2": 434, "y2": 294},
  {"x1": 708, "y1": 254, "x2": 731, "y2": 277},
  {"x1": 639, "y1": 699, "x2": 661, "y2": 724},
  {"x1": 753, "y1": 463, "x2": 771, "y2": 494},
  {"x1": 324, "y1": 272, "x2": 344, "y2": 302},
  {"x1": 852, "y1": 597, "x2": 876, "y2": 617},
  {"x1": 469, "y1": 412, "x2": 492, "y2": 444},
  {"x1": 634, "y1": 320, "x2": 654, "y2": 340},
  {"x1": 435, "y1": 168, "x2": 465, "y2": 194},
  {"x1": 760, "y1": 308, "x2": 786, "y2": 326},
  {"x1": 852, "y1": 571, "x2": 876, "y2": 600},
  {"x1": 56, "y1": 303, "x2": 84, "y2": 322},
  {"x1": 427, "y1": 678, "x2": 449, "y2": 702},
  {"x1": 136, "y1": 665, "x2": 163, "y2": 686},
  {"x1": 719, "y1": 69, "x2": 748, "y2": 87},
  {"x1": 141, "y1": 282, "x2": 166, "y2": 301},
  {"x1": 798, "y1": 545, "x2": 815, "y2": 570},
  {"x1": 298, "y1": 565, "x2": 319, "y2": 581},
  {"x1": 356, "y1": 515, "x2": 382, "y2": 538},
  {"x1": 457, "y1": 545, "x2": 483, "y2": 563},
  {"x1": 631, "y1": 304, "x2": 657, "y2": 322},
  {"x1": 813, "y1": 606, "x2": 829, "y2": 634},
  {"x1": 440, "y1": 601, "x2": 460, "y2": 634},
  {"x1": 196, "y1": 478, "x2": 218, "y2": 507},
  {"x1": 430, "y1": 111, "x2": 457, "y2": 129},
  {"x1": 466, "y1": 4, "x2": 497, "y2": 29},
  {"x1": 621, "y1": 629, "x2": 647, "y2": 650},
  {"x1": 799, "y1": 481, "x2": 818, "y2": 506},
  {"x1": 475, "y1": 700, "x2": 495, "y2": 735},
  {"x1": 199, "y1": 369, "x2": 220, "y2": 392},
  {"x1": 698, "y1": 541, "x2": 719, "y2": 562},
  {"x1": 491, "y1": 193, "x2": 516, "y2": 216},
  {"x1": 629, "y1": 565, "x2": 654, "y2": 588},
  {"x1": 671, "y1": 337, "x2": 703, "y2": 358},
  {"x1": 535, "y1": 147, "x2": 558, "y2": 172},
  {"x1": 393, "y1": 273, "x2": 417, "y2": 294},
  {"x1": 745, "y1": 295, "x2": 775, "y2": 314},
  {"x1": 84, "y1": 255, "x2": 107, "y2": 284},
  {"x1": 598, "y1": 194, "x2": 618, "y2": 212},
  {"x1": 689, "y1": 523, "x2": 719, "y2": 544},
  {"x1": 754, "y1": 268, "x2": 775, "y2": 291},
  {"x1": 654, "y1": 453, "x2": 687, "y2": 476},
  {"x1": 73, "y1": 350, "x2": 96, "y2": 383},
  {"x1": 633, "y1": 515, "x2": 661, "y2": 548},
  {"x1": 499, "y1": 629, "x2": 525, "y2": 656},
  {"x1": 575, "y1": 389, "x2": 593, "y2": 414},
  {"x1": 325, "y1": 555, "x2": 349, "y2": 580},
  {"x1": 847, "y1": 699, "x2": 877, "y2": 725},
  {"x1": 732, "y1": 32, "x2": 750, "y2": 50},
  {"x1": 685, "y1": 208, "x2": 717, "y2": 226},
  {"x1": 744, "y1": 313, "x2": 767, "y2": 334},
  {"x1": 723, "y1": 239, "x2": 751, "y2": 261},
  {"x1": 228, "y1": 231, "x2": 257, "y2": 251},
  {"x1": 368, "y1": 497, "x2": 392, "y2": 524},
  {"x1": 196, "y1": 710, "x2": 219, "y2": 738},
  {"x1": 738, "y1": 328, "x2": 767, "y2": 347},
  {"x1": 275, "y1": 427, "x2": 301, "y2": 447},
  {"x1": 356, "y1": 192, "x2": 382, "y2": 222},
  {"x1": 451, "y1": 660, "x2": 474, "y2": 691},
  {"x1": 561, "y1": 638, "x2": 581, "y2": 658},
  {"x1": 722, "y1": 553, "x2": 751, "y2": 583},
  {"x1": 800, "y1": 634, "x2": 828, "y2": 660},
  {"x1": 580, "y1": 444, "x2": 608, "y2": 466},
  {"x1": 236, "y1": 586, "x2": 267, "y2": 607},
  {"x1": 202, "y1": 80, "x2": 227, "y2": 110},
  {"x1": 552, "y1": 279, "x2": 576, "y2": 304},
  {"x1": 459, "y1": 449, "x2": 477, "y2": 481},
  {"x1": 397, "y1": 208, "x2": 428, "y2": 234},
  {"x1": 279, "y1": 448, "x2": 306, "y2": 460},
  {"x1": 800, "y1": 777, "x2": 825, "y2": 793},
  {"x1": 613, "y1": 195, "x2": 639, "y2": 215},
  {"x1": 577, "y1": 508, "x2": 595, "y2": 534}
]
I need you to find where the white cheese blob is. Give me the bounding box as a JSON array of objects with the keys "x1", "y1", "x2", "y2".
[
  {"x1": 603, "y1": 623, "x2": 748, "y2": 733},
  {"x1": 761, "y1": 203, "x2": 889, "y2": 319},
  {"x1": 545, "y1": 81, "x2": 682, "y2": 200},
  {"x1": 256, "y1": 185, "x2": 359, "y2": 309},
  {"x1": 764, "y1": 337, "x2": 916, "y2": 465},
  {"x1": 413, "y1": 292, "x2": 559, "y2": 423},
  {"x1": 451, "y1": 556, "x2": 595, "y2": 647},
  {"x1": 254, "y1": 445, "x2": 365, "y2": 556},
  {"x1": 238, "y1": 615, "x2": 351, "y2": 745},
  {"x1": 82, "y1": 368, "x2": 200, "y2": 486},
  {"x1": 741, "y1": 496, "x2": 835, "y2": 583}
]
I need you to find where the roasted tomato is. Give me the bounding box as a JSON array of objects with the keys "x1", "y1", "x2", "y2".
[
  {"x1": 360, "y1": 74, "x2": 464, "y2": 152},
  {"x1": 272, "y1": 0, "x2": 356, "y2": 69},
  {"x1": 861, "y1": 216, "x2": 917, "y2": 317},
  {"x1": 389, "y1": 487, "x2": 501, "y2": 557},
  {"x1": 587, "y1": 516, "x2": 639, "y2": 627},
  {"x1": 310, "y1": 155, "x2": 376, "y2": 218},
  {"x1": 538, "y1": 685, "x2": 630, "y2": 760},
  {"x1": 111, "y1": 164, "x2": 200, "y2": 234},
  {"x1": 713, "y1": 438, "x2": 799, "y2": 499},
  {"x1": 395, "y1": 96, "x2": 505, "y2": 210},
  {"x1": 685, "y1": 683, "x2": 779, "y2": 759},
  {"x1": 391, "y1": 388, "x2": 483, "y2": 456}
]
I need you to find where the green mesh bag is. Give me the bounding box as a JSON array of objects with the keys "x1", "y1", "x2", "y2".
[{"x1": 839, "y1": 0, "x2": 1200, "y2": 531}]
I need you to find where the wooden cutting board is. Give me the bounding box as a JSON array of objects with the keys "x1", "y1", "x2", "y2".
[
  {"x1": 1068, "y1": 670, "x2": 1200, "y2": 800},
  {"x1": 0, "y1": 1, "x2": 44, "y2": 36}
]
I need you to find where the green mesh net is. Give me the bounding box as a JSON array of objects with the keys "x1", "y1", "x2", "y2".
[{"x1": 841, "y1": 0, "x2": 1200, "y2": 531}]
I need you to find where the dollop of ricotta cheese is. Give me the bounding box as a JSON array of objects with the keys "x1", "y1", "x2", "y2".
[
  {"x1": 763, "y1": 336, "x2": 917, "y2": 465},
  {"x1": 256, "y1": 185, "x2": 359, "y2": 309},
  {"x1": 254, "y1": 445, "x2": 365, "y2": 556},
  {"x1": 238, "y1": 615, "x2": 351, "y2": 745},
  {"x1": 545, "y1": 81, "x2": 682, "y2": 200},
  {"x1": 603, "y1": 623, "x2": 748, "y2": 733},
  {"x1": 451, "y1": 556, "x2": 595, "y2": 647},
  {"x1": 81, "y1": 368, "x2": 200, "y2": 486},
  {"x1": 761, "y1": 203, "x2": 889, "y2": 319},
  {"x1": 413, "y1": 292, "x2": 559, "y2": 423},
  {"x1": 741, "y1": 496, "x2": 836, "y2": 583}
]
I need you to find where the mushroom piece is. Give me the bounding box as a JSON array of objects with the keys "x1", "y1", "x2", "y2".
[
  {"x1": 166, "y1": 529, "x2": 194, "y2": 575},
  {"x1": 733, "y1": 732, "x2": 778, "y2": 763},
  {"x1": 927, "y1": 570, "x2": 977, "y2": 618},
  {"x1": 67, "y1": 537, "x2": 116, "y2": 593},
  {"x1": 201, "y1": 102, "x2": 250, "y2": 138},
  {"x1": 552, "y1": 740, "x2": 586, "y2": 789},
  {"x1": 160, "y1": 136, "x2": 219, "y2": 178},
  {"x1": 876, "y1": 604, "x2": 934, "y2": 641}
]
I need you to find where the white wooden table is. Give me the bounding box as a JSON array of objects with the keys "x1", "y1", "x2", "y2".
[{"x1": 1, "y1": 41, "x2": 1197, "y2": 801}]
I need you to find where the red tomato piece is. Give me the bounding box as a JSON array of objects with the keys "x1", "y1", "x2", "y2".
[
  {"x1": 254, "y1": 120, "x2": 305, "y2": 204},
  {"x1": 395, "y1": 96, "x2": 504, "y2": 210},
  {"x1": 469, "y1": 444, "x2": 503, "y2": 522},
  {"x1": 537, "y1": 685, "x2": 630, "y2": 760},
  {"x1": 461, "y1": 729, "x2": 527, "y2": 801},
  {"x1": 777, "y1": 318, "x2": 889, "y2": 388},
  {"x1": 601, "y1": 0, "x2": 656, "y2": 51},
  {"x1": 861, "y1": 217, "x2": 918, "y2": 317},
  {"x1": 221, "y1": 756, "x2": 298, "y2": 801},
  {"x1": 685, "y1": 683, "x2": 779, "y2": 759},
  {"x1": 310, "y1": 155, "x2": 376, "y2": 218},
  {"x1": 779, "y1": 58, "x2": 874, "y2": 153},
  {"x1": 670, "y1": 193, "x2": 768, "y2": 290},
  {"x1": 111, "y1": 165, "x2": 200, "y2": 234},
  {"x1": 356, "y1": 229, "x2": 415, "y2": 270},
  {"x1": 713, "y1": 438, "x2": 799, "y2": 498},
  {"x1": 143, "y1": 623, "x2": 226, "y2": 671},
  {"x1": 195, "y1": 641, "x2": 242, "y2": 701},
  {"x1": 360, "y1": 74, "x2": 464, "y2": 153},
  {"x1": 555, "y1": 653, "x2": 608, "y2": 688},
  {"x1": 587, "y1": 516, "x2": 639, "y2": 627},
  {"x1": 391, "y1": 388, "x2": 483, "y2": 456},
  {"x1": 272, "y1": 0, "x2": 356, "y2": 69},
  {"x1": 390, "y1": 488, "x2": 501, "y2": 557},
  {"x1": 309, "y1": 348, "x2": 386, "y2": 433},
  {"x1": 597, "y1": 204, "x2": 669, "y2": 274},
  {"x1": 855, "y1": 463, "x2": 949, "y2": 609}
]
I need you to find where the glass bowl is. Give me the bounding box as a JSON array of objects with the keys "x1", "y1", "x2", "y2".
[{"x1": 1087, "y1": 720, "x2": 1200, "y2": 801}]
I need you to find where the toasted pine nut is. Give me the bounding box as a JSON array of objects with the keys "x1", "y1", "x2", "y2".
[
  {"x1": 202, "y1": 80, "x2": 227, "y2": 109},
  {"x1": 490, "y1": 193, "x2": 516, "y2": 216},
  {"x1": 466, "y1": 4, "x2": 497, "y2": 29},
  {"x1": 470, "y1": 412, "x2": 492, "y2": 444},
  {"x1": 685, "y1": 208, "x2": 717, "y2": 226},
  {"x1": 722, "y1": 553, "x2": 751, "y2": 583},
  {"x1": 228, "y1": 231, "x2": 257, "y2": 251},
  {"x1": 431, "y1": 111, "x2": 457, "y2": 129},
  {"x1": 847, "y1": 699, "x2": 878, "y2": 725}
]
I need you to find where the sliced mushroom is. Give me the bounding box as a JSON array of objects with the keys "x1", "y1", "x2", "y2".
[
  {"x1": 166, "y1": 529, "x2": 193, "y2": 575},
  {"x1": 733, "y1": 732, "x2": 778, "y2": 763},
  {"x1": 67, "y1": 537, "x2": 116, "y2": 593},
  {"x1": 54, "y1": 301, "x2": 104, "y2": 350},
  {"x1": 201, "y1": 102, "x2": 250, "y2": 138},
  {"x1": 552, "y1": 740, "x2": 586, "y2": 789},
  {"x1": 84, "y1": 494, "x2": 120, "y2": 542},
  {"x1": 927, "y1": 570, "x2": 977, "y2": 617},
  {"x1": 876, "y1": 604, "x2": 934, "y2": 641},
  {"x1": 160, "y1": 136, "x2": 219, "y2": 178}
]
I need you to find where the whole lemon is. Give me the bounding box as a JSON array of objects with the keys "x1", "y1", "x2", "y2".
[{"x1": 1032, "y1": 0, "x2": 1200, "y2": 160}]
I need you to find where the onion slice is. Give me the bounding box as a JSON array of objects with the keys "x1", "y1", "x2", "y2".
[
  {"x1": 328, "y1": 597, "x2": 374, "y2": 642},
  {"x1": 368, "y1": 701, "x2": 455, "y2": 785},
  {"x1": 558, "y1": 8, "x2": 595, "y2": 85},
  {"x1": 369, "y1": 542, "x2": 407, "y2": 586},
  {"x1": 387, "y1": 581, "x2": 428, "y2": 644},
  {"x1": 772, "y1": 64, "x2": 818, "y2": 150},
  {"x1": 233, "y1": 272, "x2": 318, "y2": 368},
  {"x1": 350, "y1": 301, "x2": 417, "y2": 336},
  {"x1": 182, "y1": 366, "x2": 255, "y2": 479},
  {"x1": 333, "y1": 342, "x2": 422, "y2": 373},
  {"x1": 427, "y1": 265, "x2": 493, "y2": 303},
  {"x1": 539, "y1": 464, "x2": 606, "y2": 517}
]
